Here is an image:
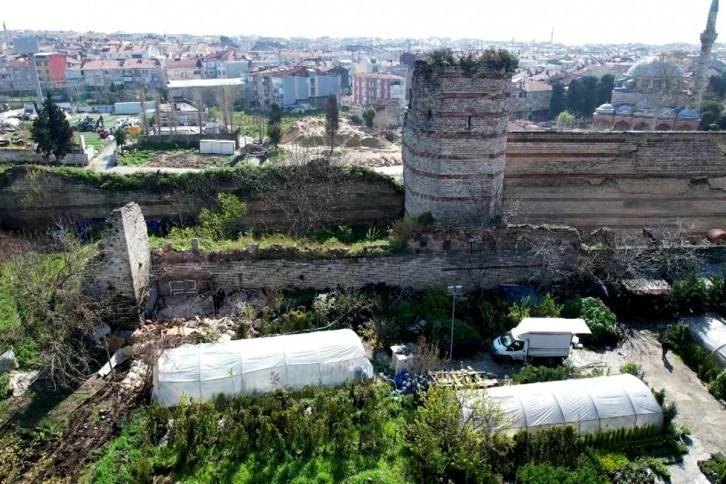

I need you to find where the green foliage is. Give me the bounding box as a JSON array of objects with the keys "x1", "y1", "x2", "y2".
[
  {"x1": 516, "y1": 462, "x2": 606, "y2": 484},
  {"x1": 92, "y1": 382, "x2": 406, "y2": 483},
  {"x1": 555, "y1": 111, "x2": 575, "y2": 129},
  {"x1": 619, "y1": 362, "x2": 644, "y2": 379},
  {"x1": 197, "y1": 192, "x2": 248, "y2": 241},
  {"x1": 112, "y1": 126, "x2": 127, "y2": 147},
  {"x1": 698, "y1": 452, "x2": 726, "y2": 483},
  {"x1": 512, "y1": 363, "x2": 581, "y2": 385},
  {"x1": 550, "y1": 83, "x2": 566, "y2": 118},
  {"x1": 31, "y1": 93, "x2": 74, "y2": 164},
  {"x1": 597, "y1": 451, "x2": 630, "y2": 473},
  {"x1": 267, "y1": 120, "x2": 283, "y2": 148},
  {"x1": 709, "y1": 371, "x2": 726, "y2": 401},
  {"x1": 350, "y1": 114, "x2": 363, "y2": 126},
  {"x1": 700, "y1": 99, "x2": 726, "y2": 130},
  {"x1": 269, "y1": 103, "x2": 283, "y2": 125},
  {"x1": 423, "y1": 48, "x2": 519, "y2": 73},
  {"x1": 362, "y1": 108, "x2": 376, "y2": 129},
  {"x1": 509, "y1": 426, "x2": 588, "y2": 477},
  {"x1": 0, "y1": 374, "x2": 10, "y2": 400},
  {"x1": 666, "y1": 274, "x2": 710, "y2": 316},
  {"x1": 562, "y1": 298, "x2": 617, "y2": 346},
  {"x1": 403, "y1": 385, "x2": 509, "y2": 483},
  {"x1": 663, "y1": 323, "x2": 725, "y2": 399}
]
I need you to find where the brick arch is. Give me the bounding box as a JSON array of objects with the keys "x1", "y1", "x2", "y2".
[
  {"x1": 633, "y1": 122, "x2": 650, "y2": 131},
  {"x1": 655, "y1": 123, "x2": 672, "y2": 131},
  {"x1": 677, "y1": 124, "x2": 694, "y2": 131},
  {"x1": 594, "y1": 118, "x2": 612, "y2": 128},
  {"x1": 613, "y1": 120, "x2": 631, "y2": 130}
]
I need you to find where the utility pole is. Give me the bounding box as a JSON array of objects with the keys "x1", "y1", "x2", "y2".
[{"x1": 447, "y1": 285, "x2": 462, "y2": 362}]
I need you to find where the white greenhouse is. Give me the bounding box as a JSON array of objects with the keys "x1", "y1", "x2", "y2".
[
  {"x1": 153, "y1": 329, "x2": 373, "y2": 407},
  {"x1": 685, "y1": 314, "x2": 726, "y2": 368},
  {"x1": 461, "y1": 374, "x2": 663, "y2": 436}
]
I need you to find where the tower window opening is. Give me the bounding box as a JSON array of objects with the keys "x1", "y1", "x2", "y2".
[
  {"x1": 467, "y1": 114, "x2": 472, "y2": 130},
  {"x1": 427, "y1": 109, "x2": 432, "y2": 121}
]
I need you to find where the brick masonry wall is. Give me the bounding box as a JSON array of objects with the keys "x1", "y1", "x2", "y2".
[
  {"x1": 0, "y1": 167, "x2": 404, "y2": 230},
  {"x1": 0, "y1": 149, "x2": 88, "y2": 165},
  {"x1": 404, "y1": 66, "x2": 512, "y2": 225},
  {"x1": 504, "y1": 132, "x2": 726, "y2": 231}
]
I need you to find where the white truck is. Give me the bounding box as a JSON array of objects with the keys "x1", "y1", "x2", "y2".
[{"x1": 491, "y1": 317, "x2": 591, "y2": 363}]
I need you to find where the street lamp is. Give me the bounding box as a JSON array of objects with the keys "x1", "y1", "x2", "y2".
[{"x1": 447, "y1": 285, "x2": 463, "y2": 361}]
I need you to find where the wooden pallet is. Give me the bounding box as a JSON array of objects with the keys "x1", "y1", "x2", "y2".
[{"x1": 429, "y1": 368, "x2": 500, "y2": 389}]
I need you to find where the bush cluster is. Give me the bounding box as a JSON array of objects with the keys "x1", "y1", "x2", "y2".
[
  {"x1": 698, "y1": 452, "x2": 726, "y2": 483},
  {"x1": 562, "y1": 297, "x2": 618, "y2": 346},
  {"x1": 665, "y1": 274, "x2": 726, "y2": 317}
]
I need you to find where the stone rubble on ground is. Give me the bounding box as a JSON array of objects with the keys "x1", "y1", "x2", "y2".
[{"x1": 0, "y1": 349, "x2": 18, "y2": 374}]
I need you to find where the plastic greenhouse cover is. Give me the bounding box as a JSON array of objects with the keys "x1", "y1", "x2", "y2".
[
  {"x1": 512, "y1": 318, "x2": 592, "y2": 338},
  {"x1": 461, "y1": 374, "x2": 663, "y2": 436},
  {"x1": 685, "y1": 314, "x2": 726, "y2": 368},
  {"x1": 154, "y1": 329, "x2": 373, "y2": 407}
]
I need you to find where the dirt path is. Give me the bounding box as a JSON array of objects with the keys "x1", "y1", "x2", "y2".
[{"x1": 571, "y1": 328, "x2": 725, "y2": 483}]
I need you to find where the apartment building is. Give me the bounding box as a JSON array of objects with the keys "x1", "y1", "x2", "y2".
[{"x1": 352, "y1": 73, "x2": 405, "y2": 107}]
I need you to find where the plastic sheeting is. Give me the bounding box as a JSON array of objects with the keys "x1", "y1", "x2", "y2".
[
  {"x1": 685, "y1": 314, "x2": 726, "y2": 368},
  {"x1": 461, "y1": 374, "x2": 663, "y2": 436},
  {"x1": 153, "y1": 329, "x2": 373, "y2": 407}
]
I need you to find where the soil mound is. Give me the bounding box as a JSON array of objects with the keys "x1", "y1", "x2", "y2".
[{"x1": 283, "y1": 117, "x2": 391, "y2": 150}]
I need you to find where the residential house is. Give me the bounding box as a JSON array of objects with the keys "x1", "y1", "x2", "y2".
[
  {"x1": 247, "y1": 66, "x2": 340, "y2": 109},
  {"x1": 33, "y1": 52, "x2": 66, "y2": 90},
  {"x1": 165, "y1": 58, "x2": 202, "y2": 80},
  {"x1": 72, "y1": 58, "x2": 165, "y2": 92},
  {"x1": 98, "y1": 42, "x2": 161, "y2": 61},
  {"x1": 352, "y1": 73, "x2": 405, "y2": 108},
  {"x1": 0, "y1": 55, "x2": 34, "y2": 95},
  {"x1": 204, "y1": 50, "x2": 250, "y2": 79}
]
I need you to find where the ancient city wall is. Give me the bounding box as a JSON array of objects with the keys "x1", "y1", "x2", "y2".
[
  {"x1": 0, "y1": 166, "x2": 404, "y2": 230},
  {"x1": 404, "y1": 64, "x2": 512, "y2": 224},
  {"x1": 504, "y1": 131, "x2": 726, "y2": 231}
]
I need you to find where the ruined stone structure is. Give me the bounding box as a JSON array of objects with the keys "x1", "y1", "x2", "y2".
[
  {"x1": 694, "y1": 0, "x2": 720, "y2": 109},
  {"x1": 86, "y1": 202, "x2": 151, "y2": 329},
  {"x1": 403, "y1": 62, "x2": 512, "y2": 225}
]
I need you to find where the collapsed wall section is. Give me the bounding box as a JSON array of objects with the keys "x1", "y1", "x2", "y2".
[
  {"x1": 86, "y1": 202, "x2": 150, "y2": 329},
  {"x1": 404, "y1": 64, "x2": 512, "y2": 225}
]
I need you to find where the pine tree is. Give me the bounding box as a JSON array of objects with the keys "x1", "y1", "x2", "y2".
[
  {"x1": 549, "y1": 83, "x2": 565, "y2": 118},
  {"x1": 31, "y1": 93, "x2": 73, "y2": 165}
]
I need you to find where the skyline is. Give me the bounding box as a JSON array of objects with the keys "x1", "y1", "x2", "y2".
[{"x1": 1, "y1": 0, "x2": 725, "y2": 47}]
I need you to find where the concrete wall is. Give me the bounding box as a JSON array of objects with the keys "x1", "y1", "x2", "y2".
[
  {"x1": 86, "y1": 202, "x2": 151, "y2": 329},
  {"x1": 505, "y1": 132, "x2": 726, "y2": 231},
  {"x1": 404, "y1": 65, "x2": 512, "y2": 225},
  {"x1": 0, "y1": 149, "x2": 89, "y2": 166}
]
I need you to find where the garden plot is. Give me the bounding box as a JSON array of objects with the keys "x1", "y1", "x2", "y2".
[{"x1": 118, "y1": 148, "x2": 229, "y2": 169}]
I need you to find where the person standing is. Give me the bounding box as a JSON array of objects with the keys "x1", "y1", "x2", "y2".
[{"x1": 660, "y1": 333, "x2": 671, "y2": 360}]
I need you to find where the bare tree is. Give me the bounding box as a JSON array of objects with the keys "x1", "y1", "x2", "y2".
[
  {"x1": 3, "y1": 230, "x2": 102, "y2": 389},
  {"x1": 638, "y1": 54, "x2": 688, "y2": 130},
  {"x1": 217, "y1": 84, "x2": 238, "y2": 134},
  {"x1": 325, "y1": 94, "x2": 339, "y2": 155},
  {"x1": 406, "y1": 337, "x2": 446, "y2": 376}
]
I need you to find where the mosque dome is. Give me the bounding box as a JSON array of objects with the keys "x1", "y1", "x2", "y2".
[
  {"x1": 635, "y1": 99, "x2": 654, "y2": 110},
  {"x1": 596, "y1": 103, "x2": 615, "y2": 114},
  {"x1": 626, "y1": 57, "x2": 684, "y2": 78},
  {"x1": 616, "y1": 105, "x2": 633, "y2": 115},
  {"x1": 677, "y1": 107, "x2": 700, "y2": 118}
]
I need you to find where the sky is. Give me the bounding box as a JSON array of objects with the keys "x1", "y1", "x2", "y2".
[{"x1": 2, "y1": 0, "x2": 724, "y2": 46}]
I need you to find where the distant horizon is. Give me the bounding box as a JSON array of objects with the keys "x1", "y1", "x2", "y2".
[{"x1": 1, "y1": 0, "x2": 724, "y2": 47}]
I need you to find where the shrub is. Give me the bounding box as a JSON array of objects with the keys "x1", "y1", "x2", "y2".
[
  {"x1": 0, "y1": 374, "x2": 10, "y2": 400},
  {"x1": 531, "y1": 293, "x2": 564, "y2": 318},
  {"x1": 349, "y1": 114, "x2": 362, "y2": 125},
  {"x1": 516, "y1": 462, "x2": 606, "y2": 484},
  {"x1": 711, "y1": 276, "x2": 726, "y2": 316},
  {"x1": 709, "y1": 370, "x2": 726, "y2": 401},
  {"x1": 698, "y1": 452, "x2": 726, "y2": 483},
  {"x1": 664, "y1": 323, "x2": 692, "y2": 347},
  {"x1": 198, "y1": 192, "x2": 248, "y2": 240},
  {"x1": 666, "y1": 274, "x2": 710, "y2": 316},
  {"x1": 362, "y1": 108, "x2": 376, "y2": 129},
  {"x1": 432, "y1": 318, "x2": 482, "y2": 358},
  {"x1": 563, "y1": 298, "x2": 617, "y2": 346},
  {"x1": 512, "y1": 363, "x2": 581, "y2": 384},
  {"x1": 619, "y1": 362, "x2": 644, "y2": 379}
]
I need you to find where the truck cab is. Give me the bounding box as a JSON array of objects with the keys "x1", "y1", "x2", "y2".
[{"x1": 491, "y1": 332, "x2": 527, "y2": 361}]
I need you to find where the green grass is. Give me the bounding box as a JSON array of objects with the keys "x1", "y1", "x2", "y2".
[
  {"x1": 116, "y1": 149, "x2": 154, "y2": 166},
  {"x1": 150, "y1": 229, "x2": 395, "y2": 256},
  {"x1": 70, "y1": 115, "x2": 124, "y2": 150}
]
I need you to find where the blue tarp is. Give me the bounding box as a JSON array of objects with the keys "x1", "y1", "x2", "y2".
[{"x1": 500, "y1": 284, "x2": 540, "y2": 305}]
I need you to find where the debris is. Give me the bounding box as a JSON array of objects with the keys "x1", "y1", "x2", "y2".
[
  {"x1": 9, "y1": 370, "x2": 39, "y2": 396},
  {"x1": 105, "y1": 335, "x2": 125, "y2": 353},
  {"x1": 121, "y1": 360, "x2": 149, "y2": 390},
  {"x1": 0, "y1": 349, "x2": 18, "y2": 374},
  {"x1": 97, "y1": 346, "x2": 134, "y2": 378}
]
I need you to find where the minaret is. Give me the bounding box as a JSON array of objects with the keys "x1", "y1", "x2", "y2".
[{"x1": 694, "y1": 0, "x2": 719, "y2": 109}]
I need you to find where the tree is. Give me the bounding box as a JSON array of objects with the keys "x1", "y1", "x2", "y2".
[
  {"x1": 638, "y1": 54, "x2": 687, "y2": 130},
  {"x1": 555, "y1": 111, "x2": 575, "y2": 130},
  {"x1": 581, "y1": 76, "x2": 599, "y2": 118},
  {"x1": 549, "y1": 83, "x2": 566, "y2": 118},
  {"x1": 113, "y1": 126, "x2": 127, "y2": 147},
  {"x1": 2, "y1": 232, "x2": 101, "y2": 388},
  {"x1": 403, "y1": 385, "x2": 511, "y2": 482},
  {"x1": 362, "y1": 107, "x2": 376, "y2": 129},
  {"x1": 325, "y1": 94, "x2": 339, "y2": 155},
  {"x1": 31, "y1": 93, "x2": 73, "y2": 165},
  {"x1": 708, "y1": 73, "x2": 726, "y2": 98},
  {"x1": 565, "y1": 79, "x2": 585, "y2": 118},
  {"x1": 699, "y1": 100, "x2": 726, "y2": 130},
  {"x1": 198, "y1": 192, "x2": 248, "y2": 240},
  {"x1": 597, "y1": 74, "x2": 615, "y2": 104},
  {"x1": 269, "y1": 103, "x2": 283, "y2": 125},
  {"x1": 267, "y1": 121, "x2": 283, "y2": 149}
]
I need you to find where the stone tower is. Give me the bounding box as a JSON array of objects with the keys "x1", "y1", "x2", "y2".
[
  {"x1": 403, "y1": 59, "x2": 513, "y2": 225},
  {"x1": 694, "y1": 0, "x2": 719, "y2": 108}
]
